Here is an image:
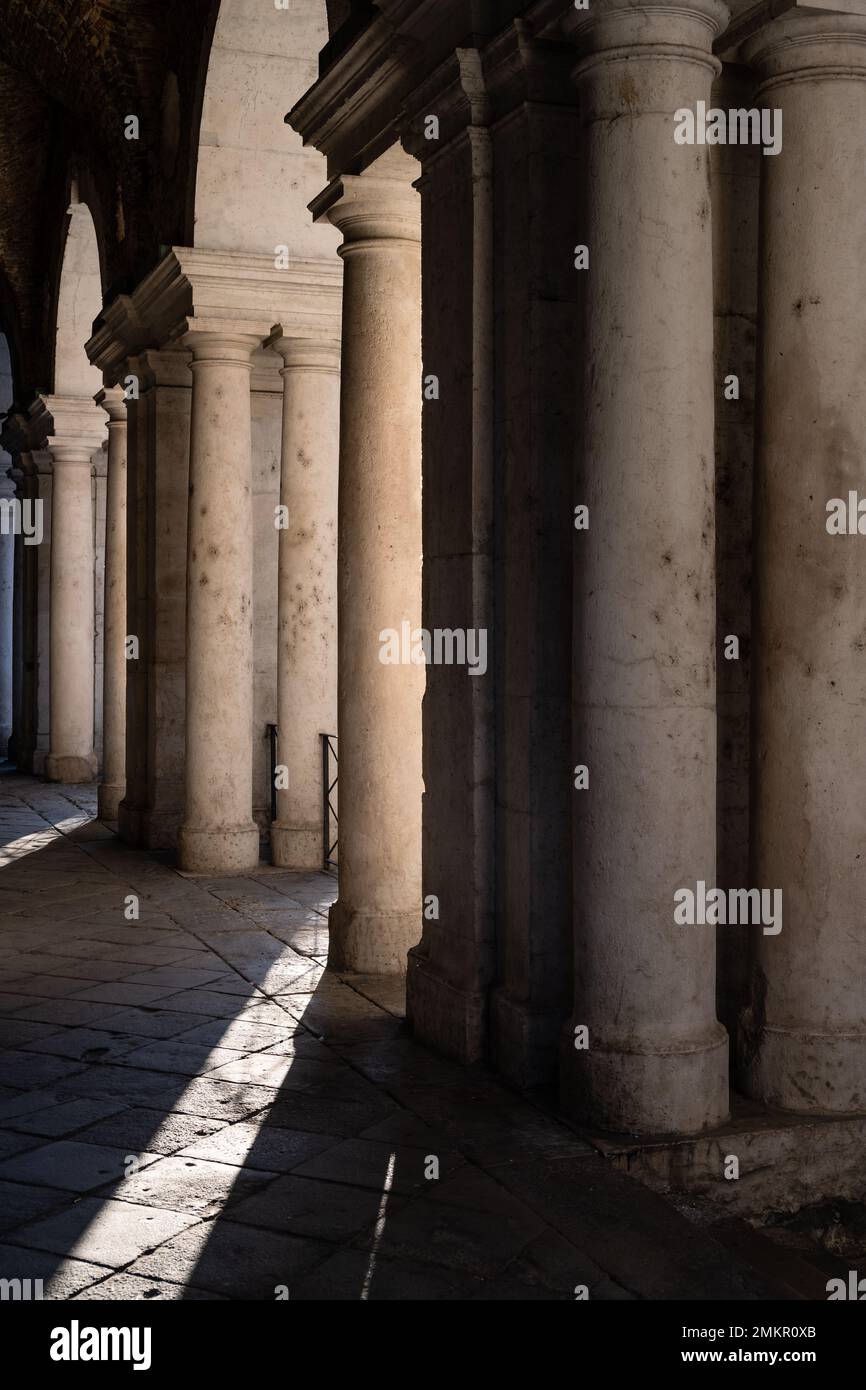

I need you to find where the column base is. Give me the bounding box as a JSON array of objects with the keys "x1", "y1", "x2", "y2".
[
  {"x1": 489, "y1": 985, "x2": 565, "y2": 1089},
  {"x1": 178, "y1": 822, "x2": 260, "y2": 875},
  {"x1": 328, "y1": 900, "x2": 418, "y2": 975},
  {"x1": 44, "y1": 751, "x2": 98, "y2": 783},
  {"x1": 406, "y1": 946, "x2": 486, "y2": 1063},
  {"x1": 560, "y1": 1024, "x2": 730, "y2": 1137},
  {"x1": 743, "y1": 1026, "x2": 866, "y2": 1115},
  {"x1": 271, "y1": 823, "x2": 322, "y2": 871},
  {"x1": 97, "y1": 782, "x2": 125, "y2": 822}
]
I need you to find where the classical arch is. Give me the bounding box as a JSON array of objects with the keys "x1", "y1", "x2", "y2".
[
  {"x1": 52, "y1": 191, "x2": 104, "y2": 398},
  {"x1": 193, "y1": 0, "x2": 337, "y2": 257}
]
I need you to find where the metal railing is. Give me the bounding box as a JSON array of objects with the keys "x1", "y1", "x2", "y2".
[
  {"x1": 321, "y1": 732, "x2": 338, "y2": 871},
  {"x1": 266, "y1": 723, "x2": 278, "y2": 825}
]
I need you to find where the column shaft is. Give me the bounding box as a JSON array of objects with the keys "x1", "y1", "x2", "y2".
[
  {"x1": 314, "y1": 155, "x2": 423, "y2": 974},
  {"x1": 119, "y1": 349, "x2": 191, "y2": 849},
  {"x1": 32, "y1": 454, "x2": 53, "y2": 774},
  {"x1": 44, "y1": 398, "x2": 105, "y2": 783},
  {"x1": 743, "y1": 14, "x2": 866, "y2": 1112},
  {"x1": 271, "y1": 339, "x2": 340, "y2": 870},
  {"x1": 0, "y1": 470, "x2": 15, "y2": 748},
  {"x1": 563, "y1": 0, "x2": 730, "y2": 1134},
  {"x1": 96, "y1": 388, "x2": 127, "y2": 819},
  {"x1": 178, "y1": 332, "x2": 259, "y2": 874}
]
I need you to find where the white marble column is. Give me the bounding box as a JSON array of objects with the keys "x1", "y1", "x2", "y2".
[
  {"x1": 562, "y1": 0, "x2": 730, "y2": 1134},
  {"x1": 270, "y1": 337, "x2": 340, "y2": 870},
  {"x1": 44, "y1": 398, "x2": 106, "y2": 783},
  {"x1": 0, "y1": 467, "x2": 15, "y2": 750},
  {"x1": 96, "y1": 386, "x2": 127, "y2": 819},
  {"x1": 743, "y1": 12, "x2": 866, "y2": 1113},
  {"x1": 312, "y1": 151, "x2": 423, "y2": 974},
  {"x1": 178, "y1": 331, "x2": 260, "y2": 874}
]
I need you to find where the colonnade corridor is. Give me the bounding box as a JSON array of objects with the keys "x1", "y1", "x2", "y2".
[
  {"x1": 0, "y1": 768, "x2": 798, "y2": 1302},
  {"x1": 0, "y1": 0, "x2": 865, "y2": 1339}
]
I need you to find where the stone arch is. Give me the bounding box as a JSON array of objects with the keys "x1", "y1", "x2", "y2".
[
  {"x1": 193, "y1": 0, "x2": 338, "y2": 257},
  {"x1": 52, "y1": 189, "x2": 103, "y2": 399}
]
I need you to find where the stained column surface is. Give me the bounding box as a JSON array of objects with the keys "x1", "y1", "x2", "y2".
[
  {"x1": 744, "y1": 13, "x2": 866, "y2": 1113},
  {"x1": 45, "y1": 399, "x2": 105, "y2": 783},
  {"x1": 315, "y1": 158, "x2": 424, "y2": 974},
  {"x1": 96, "y1": 386, "x2": 128, "y2": 819},
  {"x1": 0, "y1": 469, "x2": 16, "y2": 750},
  {"x1": 563, "y1": 0, "x2": 730, "y2": 1134},
  {"x1": 271, "y1": 338, "x2": 340, "y2": 871},
  {"x1": 178, "y1": 333, "x2": 260, "y2": 875}
]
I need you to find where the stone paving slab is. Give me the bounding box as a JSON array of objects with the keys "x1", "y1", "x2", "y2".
[
  {"x1": 0, "y1": 774, "x2": 796, "y2": 1301},
  {"x1": 126, "y1": 1220, "x2": 331, "y2": 1298},
  {"x1": 10, "y1": 1196, "x2": 200, "y2": 1267},
  {"x1": 0, "y1": 1139, "x2": 161, "y2": 1193},
  {"x1": 72, "y1": 1107, "x2": 227, "y2": 1156},
  {"x1": 178, "y1": 1120, "x2": 336, "y2": 1172},
  {"x1": 0, "y1": 1243, "x2": 112, "y2": 1296},
  {"x1": 0, "y1": 1179, "x2": 78, "y2": 1234}
]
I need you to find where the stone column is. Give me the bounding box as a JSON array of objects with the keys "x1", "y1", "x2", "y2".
[
  {"x1": 44, "y1": 398, "x2": 105, "y2": 783},
  {"x1": 742, "y1": 13, "x2": 866, "y2": 1113},
  {"x1": 0, "y1": 468, "x2": 15, "y2": 750},
  {"x1": 96, "y1": 386, "x2": 127, "y2": 819},
  {"x1": 120, "y1": 348, "x2": 191, "y2": 849},
  {"x1": 8, "y1": 466, "x2": 24, "y2": 763},
  {"x1": 562, "y1": 0, "x2": 730, "y2": 1134},
  {"x1": 178, "y1": 331, "x2": 260, "y2": 875},
  {"x1": 91, "y1": 443, "x2": 107, "y2": 768},
  {"x1": 311, "y1": 149, "x2": 423, "y2": 975},
  {"x1": 401, "y1": 56, "x2": 498, "y2": 1062},
  {"x1": 9, "y1": 447, "x2": 42, "y2": 774},
  {"x1": 31, "y1": 451, "x2": 53, "y2": 774},
  {"x1": 270, "y1": 336, "x2": 340, "y2": 870},
  {"x1": 711, "y1": 62, "x2": 760, "y2": 1047}
]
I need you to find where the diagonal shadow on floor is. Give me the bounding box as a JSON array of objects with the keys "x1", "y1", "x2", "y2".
[{"x1": 0, "y1": 770, "x2": 791, "y2": 1301}]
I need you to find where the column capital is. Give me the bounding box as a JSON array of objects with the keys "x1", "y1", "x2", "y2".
[
  {"x1": 89, "y1": 249, "x2": 344, "y2": 382},
  {"x1": 310, "y1": 150, "x2": 421, "y2": 246},
  {"x1": 95, "y1": 384, "x2": 128, "y2": 425},
  {"x1": 181, "y1": 330, "x2": 263, "y2": 366},
  {"x1": 568, "y1": 0, "x2": 730, "y2": 72},
  {"x1": 265, "y1": 335, "x2": 341, "y2": 375},
  {"x1": 42, "y1": 395, "x2": 107, "y2": 466},
  {"x1": 129, "y1": 347, "x2": 192, "y2": 392},
  {"x1": 743, "y1": 10, "x2": 866, "y2": 83}
]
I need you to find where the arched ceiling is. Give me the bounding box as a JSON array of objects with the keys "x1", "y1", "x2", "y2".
[
  {"x1": 0, "y1": 0, "x2": 366, "y2": 401},
  {"x1": 0, "y1": 0, "x2": 217, "y2": 397}
]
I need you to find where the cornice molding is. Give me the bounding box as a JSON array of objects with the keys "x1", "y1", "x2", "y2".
[
  {"x1": 87, "y1": 249, "x2": 343, "y2": 387},
  {"x1": 40, "y1": 395, "x2": 107, "y2": 461}
]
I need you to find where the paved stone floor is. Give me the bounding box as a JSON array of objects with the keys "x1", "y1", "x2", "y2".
[{"x1": 0, "y1": 770, "x2": 791, "y2": 1301}]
